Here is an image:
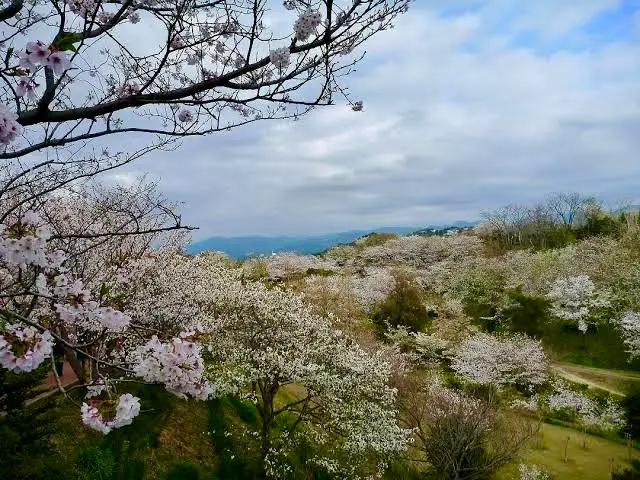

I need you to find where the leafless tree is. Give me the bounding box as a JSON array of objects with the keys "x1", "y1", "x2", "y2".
[
  {"x1": 546, "y1": 192, "x2": 597, "y2": 228},
  {"x1": 398, "y1": 376, "x2": 539, "y2": 480}
]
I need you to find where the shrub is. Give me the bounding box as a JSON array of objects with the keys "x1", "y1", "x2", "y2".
[
  {"x1": 166, "y1": 462, "x2": 201, "y2": 480},
  {"x1": 305, "y1": 267, "x2": 334, "y2": 277},
  {"x1": 622, "y1": 386, "x2": 640, "y2": 440},
  {"x1": 228, "y1": 396, "x2": 258, "y2": 424},
  {"x1": 502, "y1": 288, "x2": 551, "y2": 337},
  {"x1": 371, "y1": 271, "x2": 433, "y2": 333},
  {"x1": 0, "y1": 366, "x2": 61, "y2": 480},
  {"x1": 355, "y1": 232, "x2": 399, "y2": 248},
  {"x1": 612, "y1": 460, "x2": 640, "y2": 480}
]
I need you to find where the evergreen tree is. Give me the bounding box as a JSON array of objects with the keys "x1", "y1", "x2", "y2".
[{"x1": 0, "y1": 365, "x2": 60, "y2": 479}]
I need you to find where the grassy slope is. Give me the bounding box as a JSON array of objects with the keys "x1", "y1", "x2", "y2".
[
  {"x1": 498, "y1": 423, "x2": 639, "y2": 480},
  {"x1": 11, "y1": 385, "x2": 218, "y2": 480}
]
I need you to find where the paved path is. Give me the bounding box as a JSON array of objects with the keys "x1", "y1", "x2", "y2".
[{"x1": 26, "y1": 362, "x2": 79, "y2": 406}]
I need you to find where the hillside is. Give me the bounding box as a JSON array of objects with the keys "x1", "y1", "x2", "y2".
[
  {"x1": 4, "y1": 195, "x2": 640, "y2": 480},
  {"x1": 186, "y1": 223, "x2": 477, "y2": 258}
]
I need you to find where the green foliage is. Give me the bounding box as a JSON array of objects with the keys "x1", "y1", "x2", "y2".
[
  {"x1": 99, "y1": 385, "x2": 174, "y2": 480},
  {"x1": 75, "y1": 447, "x2": 116, "y2": 480},
  {"x1": 0, "y1": 365, "x2": 62, "y2": 480},
  {"x1": 305, "y1": 267, "x2": 335, "y2": 277},
  {"x1": 622, "y1": 386, "x2": 640, "y2": 440},
  {"x1": 355, "y1": 232, "x2": 398, "y2": 248},
  {"x1": 0, "y1": 363, "x2": 48, "y2": 410},
  {"x1": 382, "y1": 460, "x2": 427, "y2": 480},
  {"x1": 228, "y1": 396, "x2": 258, "y2": 424},
  {"x1": 456, "y1": 267, "x2": 506, "y2": 332},
  {"x1": 372, "y1": 272, "x2": 434, "y2": 334},
  {"x1": 52, "y1": 31, "x2": 82, "y2": 51},
  {"x1": 207, "y1": 397, "x2": 260, "y2": 479},
  {"x1": 166, "y1": 461, "x2": 202, "y2": 480},
  {"x1": 542, "y1": 322, "x2": 639, "y2": 370},
  {"x1": 612, "y1": 460, "x2": 640, "y2": 480},
  {"x1": 577, "y1": 214, "x2": 621, "y2": 239},
  {"x1": 501, "y1": 288, "x2": 551, "y2": 337}
]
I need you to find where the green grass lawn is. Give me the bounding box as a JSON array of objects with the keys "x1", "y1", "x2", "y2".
[{"x1": 498, "y1": 423, "x2": 639, "y2": 480}]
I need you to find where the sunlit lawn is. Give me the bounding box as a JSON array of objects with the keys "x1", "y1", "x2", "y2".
[{"x1": 498, "y1": 422, "x2": 639, "y2": 480}]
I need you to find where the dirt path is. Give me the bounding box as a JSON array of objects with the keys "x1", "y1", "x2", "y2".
[
  {"x1": 557, "y1": 363, "x2": 640, "y2": 381},
  {"x1": 552, "y1": 363, "x2": 640, "y2": 396}
]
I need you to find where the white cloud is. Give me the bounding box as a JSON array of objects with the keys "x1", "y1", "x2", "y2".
[{"x1": 120, "y1": 1, "x2": 640, "y2": 238}]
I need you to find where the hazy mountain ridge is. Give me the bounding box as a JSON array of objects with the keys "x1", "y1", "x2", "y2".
[{"x1": 187, "y1": 221, "x2": 478, "y2": 258}]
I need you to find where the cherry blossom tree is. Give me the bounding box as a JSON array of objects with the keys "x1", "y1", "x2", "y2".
[
  {"x1": 199, "y1": 270, "x2": 410, "y2": 477},
  {"x1": 357, "y1": 234, "x2": 483, "y2": 269},
  {"x1": 0, "y1": 193, "x2": 208, "y2": 434},
  {"x1": 450, "y1": 332, "x2": 548, "y2": 389},
  {"x1": 547, "y1": 275, "x2": 610, "y2": 333},
  {"x1": 0, "y1": 0, "x2": 410, "y2": 161},
  {"x1": 545, "y1": 380, "x2": 625, "y2": 433},
  {"x1": 618, "y1": 311, "x2": 640, "y2": 360},
  {"x1": 244, "y1": 251, "x2": 336, "y2": 280}
]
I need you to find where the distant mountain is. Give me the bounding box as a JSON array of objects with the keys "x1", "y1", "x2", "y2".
[
  {"x1": 410, "y1": 221, "x2": 478, "y2": 237},
  {"x1": 187, "y1": 222, "x2": 478, "y2": 258}
]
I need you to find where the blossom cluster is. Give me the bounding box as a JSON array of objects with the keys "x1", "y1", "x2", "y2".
[
  {"x1": 0, "y1": 104, "x2": 22, "y2": 144},
  {"x1": 0, "y1": 209, "x2": 184, "y2": 434},
  {"x1": 81, "y1": 392, "x2": 141, "y2": 434},
  {"x1": 133, "y1": 334, "x2": 213, "y2": 400},
  {"x1": 546, "y1": 381, "x2": 625, "y2": 431},
  {"x1": 177, "y1": 108, "x2": 194, "y2": 123},
  {"x1": 0, "y1": 212, "x2": 56, "y2": 267},
  {"x1": 50, "y1": 275, "x2": 132, "y2": 332},
  {"x1": 510, "y1": 397, "x2": 539, "y2": 412},
  {"x1": 294, "y1": 9, "x2": 322, "y2": 41},
  {"x1": 0, "y1": 324, "x2": 54, "y2": 373},
  {"x1": 349, "y1": 267, "x2": 395, "y2": 308},
  {"x1": 64, "y1": 0, "x2": 99, "y2": 18},
  {"x1": 269, "y1": 47, "x2": 290, "y2": 69},
  {"x1": 18, "y1": 41, "x2": 71, "y2": 76}
]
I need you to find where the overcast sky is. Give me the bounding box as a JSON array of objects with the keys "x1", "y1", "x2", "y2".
[{"x1": 111, "y1": 0, "x2": 640, "y2": 239}]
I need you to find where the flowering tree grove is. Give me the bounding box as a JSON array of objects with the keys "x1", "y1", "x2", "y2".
[{"x1": 0, "y1": 0, "x2": 415, "y2": 447}]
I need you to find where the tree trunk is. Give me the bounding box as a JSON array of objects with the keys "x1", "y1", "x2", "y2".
[{"x1": 257, "y1": 379, "x2": 278, "y2": 479}]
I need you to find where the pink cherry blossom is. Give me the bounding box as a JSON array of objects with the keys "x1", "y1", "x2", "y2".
[
  {"x1": 16, "y1": 77, "x2": 38, "y2": 99},
  {"x1": 45, "y1": 51, "x2": 71, "y2": 76}
]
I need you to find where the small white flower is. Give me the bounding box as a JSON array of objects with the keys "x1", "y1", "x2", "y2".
[{"x1": 269, "y1": 47, "x2": 290, "y2": 69}]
